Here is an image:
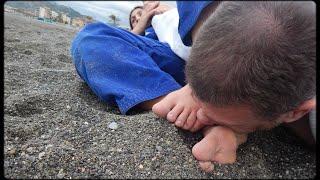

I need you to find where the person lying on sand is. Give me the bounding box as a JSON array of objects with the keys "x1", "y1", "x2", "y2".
[
  {"x1": 71, "y1": 1, "x2": 316, "y2": 172},
  {"x1": 152, "y1": 1, "x2": 316, "y2": 170}
]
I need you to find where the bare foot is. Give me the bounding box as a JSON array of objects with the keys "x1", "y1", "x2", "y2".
[
  {"x1": 152, "y1": 84, "x2": 205, "y2": 131},
  {"x1": 192, "y1": 126, "x2": 248, "y2": 170}
]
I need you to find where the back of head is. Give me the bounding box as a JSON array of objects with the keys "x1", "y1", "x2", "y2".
[{"x1": 186, "y1": 1, "x2": 316, "y2": 119}]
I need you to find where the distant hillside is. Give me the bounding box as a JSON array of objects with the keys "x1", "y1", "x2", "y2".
[{"x1": 5, "y1": 1, "x2": 85, "y2": 18}]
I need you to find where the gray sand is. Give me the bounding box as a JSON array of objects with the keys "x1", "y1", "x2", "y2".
[{"x1": 4, "y1": 13, "x2": 316, "y2": 179}]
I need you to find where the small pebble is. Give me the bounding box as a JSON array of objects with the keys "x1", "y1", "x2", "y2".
[
  {"x1": 21, "y1": 144, "x2": 28, "y2": 150},
  {"x1": 108, "y1": 122, "x2": 118, "y2": 130},
  {"x1": 156, "y1": 145, "x2": 163, "y2": 152},
  {"x1": 57, "y1": 169, "x2": 65, "y2": 178},
  {"x1": 139, "y1": 164, "x2": 144, "y2": 169},
  {"x1": 46, "y1": 144, "x2": 53, "y2": 150},
  {"x1": 7, "y1": 148, "x2": 16, "y2": 155},
  {"x1": 84, "y1": 122, "x2": 89, "y2": 125},
  {"x1": 40, "y1": 134, "x2": 49, "y2": 139},
  {"x1": 26, "y1": 147, "x2": 33, "y2": 153},
  {"x1": 25, "y1": 155, "x2": 36, "y2": 162},
  {"x1": 4, "y1": 161, "x2": 9, "y2": 168},
  {"x1": 38, "y1": 152, "x2": 45, "y2": 159}
]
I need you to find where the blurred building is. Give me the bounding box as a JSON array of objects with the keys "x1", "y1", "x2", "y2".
[
  {"x1": 4, "y1": 5, "x2": 18, "y2": 13},
  {"x1": 39, "y1": 7, "x2": 51, "y2": 19},
  {"x1": 61, "y1": 13, "x2": 71, "y2": 24},
  {"x1": 72, "y1": 17, "x2": 85, "y2": 27},
  {"x1": 34, "y1": 9, "x2": 39, "y2": 17},
  {"x1": 51, "y1": 10, "x2": 59, "y2": 20},
  {"x1": 72, "y1": 16, "x2": 94, "y2": 27}
]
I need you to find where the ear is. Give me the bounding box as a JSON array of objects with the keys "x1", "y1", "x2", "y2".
[{"x1": 280, "y1": 98, "x2": 316, "y2": 123}]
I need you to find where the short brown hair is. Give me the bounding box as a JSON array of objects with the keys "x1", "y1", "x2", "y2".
[{"x1": 186, "y1": 1, "x2": 316, "y2": 119}]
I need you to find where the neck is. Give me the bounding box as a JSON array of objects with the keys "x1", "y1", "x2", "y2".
[{"x1": 191, "y1": 1, "x2": 221, "y2": 43}]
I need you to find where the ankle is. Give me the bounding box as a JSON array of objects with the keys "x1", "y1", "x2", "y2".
[{"x1": 138, "y1": 96, "x2": 165, "y2": 110}]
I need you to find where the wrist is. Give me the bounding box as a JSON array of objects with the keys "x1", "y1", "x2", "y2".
[{"x1": 131, "y1": 25, "x2": 145, "y2": 35}]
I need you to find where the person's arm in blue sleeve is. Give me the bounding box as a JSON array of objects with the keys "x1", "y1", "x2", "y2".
[{"x1": 144, "y1": 27, "x2": 158, "y2": 40}]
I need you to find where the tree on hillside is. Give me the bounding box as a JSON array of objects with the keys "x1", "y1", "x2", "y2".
[
  {"x1": 86, "y1": 15, "x2": 93, "y2": 21},
  {"x1": 109, "y1": 14, "x2": 120, "y2": 26}
]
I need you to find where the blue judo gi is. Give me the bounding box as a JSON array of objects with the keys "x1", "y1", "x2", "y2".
[
  {"x1": 145, "y1": 26, "x2": 158, "y2": 40},
  {"x1": 70, "y1": 1, "x2": 213, "y2": 114}
]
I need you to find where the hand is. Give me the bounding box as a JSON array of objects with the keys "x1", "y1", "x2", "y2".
[
  {"x1": 154, "y1": 4, "x2": 173, "y2": 14},
  {"x1": 131, "y1": 2, "x2": 172, "y2": 35},
  {"x1": 143, "y1": 1, "x2": 159, "y2": 7},
  {"x1": 131, "y1": 1, "x2": 159, "y2": 35}
]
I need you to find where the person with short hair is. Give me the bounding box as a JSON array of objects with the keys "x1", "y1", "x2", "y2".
[
  {"x1": 152, "y1": 1, "x2": 316, "y2": 169},
  {"x1": 71, "y1": 1, "x2": 316, "y2": 172}
]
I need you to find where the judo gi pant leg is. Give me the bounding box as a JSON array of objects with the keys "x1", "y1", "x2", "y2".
[{"x1": 71, "y1": 22, "x2": 186, "y2": 114}]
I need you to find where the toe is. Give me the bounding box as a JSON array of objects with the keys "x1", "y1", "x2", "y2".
[
  {"x1": 175, "y1": 108, "x2": 190, "y2": 128},
  {"x1": 190, "y1": 120, "x2": 206, "y2": 132},
  {"x1": 192, "y1": 127, "x2": 221, "y2": 162},
  {"x1": 183, "y1": 110, "x2": 196, "y2": 130},
  {"x1": 152, "y1": 99, "x2": 175, "y2": 118},
  {"x1": 192, "y1": 140, "x2": 215, "y2": 161},
  {"x1": 167, "y1": 105, "x2": 183, "y2": 122},
  {"x1": 196, "y1": 108, "x2": 212, "y2": 125},
  {"x1": 198, "y1": 161, "x2": 214, "y2": 173}
]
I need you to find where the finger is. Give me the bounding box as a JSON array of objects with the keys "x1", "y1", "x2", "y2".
[
  {"x1": 146, "y1": 9, "x2": 158, "y2": 17},
  {"x1": 144, "y1": 1, "x2": 159, "y2": 11}
]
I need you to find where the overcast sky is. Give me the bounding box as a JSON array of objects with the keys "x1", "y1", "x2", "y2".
[{"x1": 56, "y1": 1, "x2": 177, "y2": 28}]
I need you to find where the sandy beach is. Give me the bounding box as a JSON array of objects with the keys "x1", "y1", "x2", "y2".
[{"x1": 4, "y1": 13, "x2": 316, "y2": 179}]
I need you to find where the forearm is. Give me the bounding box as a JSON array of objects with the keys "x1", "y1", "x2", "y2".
[{"x1": 130, "y1": 25, "x2": 145, "y2": 35}]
